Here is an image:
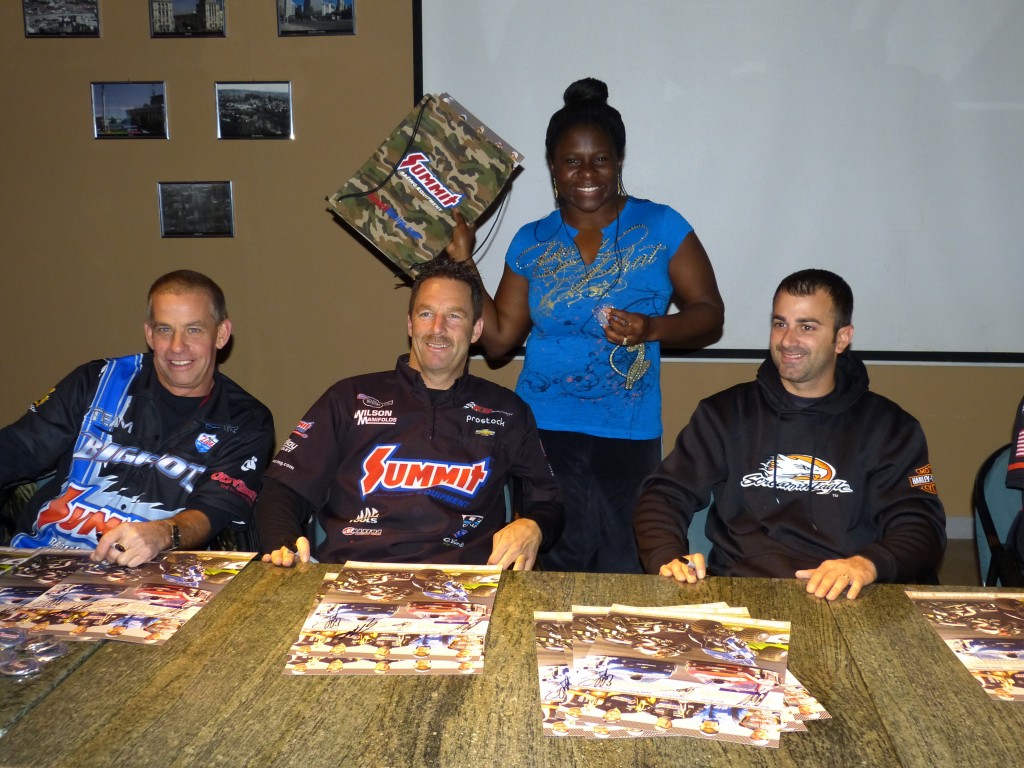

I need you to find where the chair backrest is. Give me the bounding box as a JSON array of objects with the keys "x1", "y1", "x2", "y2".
[
  {"x1": 208, "y1": 524, "x2": 261, "y2": 554},
  {"x1": 688, "y1": 499, "x2": 713, "y2": 559},
  {"x1": 0, "y1": 475, "x2": 55, "y2": 547},
  {"x1": 505, "y1": 476, "x2": 523, "y2": 524},
  {"x1": 973, "y1": 443, "x2": 1024, "y2": 586}
]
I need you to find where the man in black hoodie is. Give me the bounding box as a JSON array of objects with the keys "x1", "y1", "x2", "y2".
[{"x1": 634, "y1": 269, "x2": 946, "y2": 600}]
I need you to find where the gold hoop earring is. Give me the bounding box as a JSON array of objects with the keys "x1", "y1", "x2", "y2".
[
  {"x1": 552, "y1": 178, "x2": 560, "y2": 204},
  {"x1": 617, "y1": 174, "x2": 625, "y2": 196}
]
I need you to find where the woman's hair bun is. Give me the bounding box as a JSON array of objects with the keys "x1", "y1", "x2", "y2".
[{"x1": 563, "y1": 77, "x2": 609, "y2": 107}]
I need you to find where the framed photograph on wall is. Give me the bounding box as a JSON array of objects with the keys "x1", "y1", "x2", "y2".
[
  {"x1": 277, "y1": 0, "x2": 355, "y2": 36},
  {"x1": 150, "y1": 0, "x2": 226, "y2": 38},
  {"x1": 23, "y1": 0, "x2": 99, "y2": 37},
  {"x1": 215, "y1": 82, "x2": 293, "y2": 139},
  {"x1": 92, "y1": 82, "x2": 168, "y2": 139},
  {"x1": 158, "y1": 182, "x2": 235, "y2": 237}
]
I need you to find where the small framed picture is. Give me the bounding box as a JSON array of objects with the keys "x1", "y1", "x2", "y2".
[
  {"x1": 23, "y1": 0, "x2": 100, "y2": 37},
  {"x1": 216, "y1": 82, "x2": 293, "y2": 139},
  {"x1": 277, "y1": 0, "x2": 355, "y2": 36},
  {"x1": 92, "y1": 82, "x2": 168, "y2": 139},
  {"x1": 150, "y1": 0, "x2": 226, "y2": 38},
  {"x1": 158, "y1": 182, "x2": 235, "y2": 237}
]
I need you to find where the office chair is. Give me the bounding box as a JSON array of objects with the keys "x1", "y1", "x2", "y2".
[
  {"x1": 687, "y1": 498, "x2": 713, "y2": 560},
  {"x1": 0, "y1": 476, "x2": 55, "y2": 547},
  {"x1": 505, "y1": 476, "x2": 523, "y2": 524},
  {"x1": 973, "y1": 443, "x2": 1024, "y2": 587},
  {"x1": 208, "y1": 523, "x2": 261, "y2": 553}
]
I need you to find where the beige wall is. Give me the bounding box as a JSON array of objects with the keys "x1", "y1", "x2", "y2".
[
  {"x1": 0, "y1": 1, "x2": 415, "y2": 435},
  {"x1": 0, "y1": 2, "x2": 1019, "y2": 538}
]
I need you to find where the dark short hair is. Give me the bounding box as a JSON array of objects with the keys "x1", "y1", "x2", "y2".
[
  {"x1": 545, "y1": 77, "x2": 626, "y2": 163},
  {"x1": 409, "y1": 255, "x2": 484, "y2": 322},
  {"x1": 147, "y1": 270, "x2": 228, "y2": 325},
  {"x1": 775, "y1": 269, "x2": 853, "y2": 331}
]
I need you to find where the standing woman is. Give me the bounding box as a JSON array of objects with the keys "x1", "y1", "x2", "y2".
[{"x1": 449, "y1": 77, "x2": 724, "y2": 573}]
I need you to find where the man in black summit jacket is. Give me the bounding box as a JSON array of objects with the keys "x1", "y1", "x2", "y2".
[{"x1": 256, "y1": 256, "x2": 563, "y2": 569}]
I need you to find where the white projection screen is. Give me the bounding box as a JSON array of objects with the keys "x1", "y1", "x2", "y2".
[{"x1": 418, "y1": 0, "x2": 1024, "y2": 361}]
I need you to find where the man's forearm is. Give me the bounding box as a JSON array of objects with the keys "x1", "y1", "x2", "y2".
[
  {"x1": 523, "y1": 500, "x2": 564, "y2": 553},
  {"x1": 159, "y1": 509, "x2": 212, "y2": 550},
  {"x1": 254, "y1": 477, "x2": 314, "y2": 553},
  {"x1": 858, "y1": 520, "x2": 945, "y2": 583}
]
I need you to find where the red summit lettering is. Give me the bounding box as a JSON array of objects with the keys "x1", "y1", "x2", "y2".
[
  {"x1": 36, "y1": 484, "x2": 124, "y2": 538},
  {"x1": 396, "y1": 152, "x2": 463, "y2": 208},
  {"x1": 360, "y1": 445, "x2": 489, "y2": 497}
]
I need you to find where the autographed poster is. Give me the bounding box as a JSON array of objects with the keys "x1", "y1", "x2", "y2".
[
  {"x1": 534, "y1": 602, "x2": 829, "y2": 748},
  {"x1": 0, "y1": 548, "x2": 253, "y2": 645},
  {"x1": 284, "y1": 562, "x2": 501, "y2": 676},
  {"x1": 908, "y1": 590, "x2": 1024, "y2": 701}
]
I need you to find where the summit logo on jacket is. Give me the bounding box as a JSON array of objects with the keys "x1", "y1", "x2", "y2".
[
  {"x1": 741, "y1": 454, "x2": 853, "y2": 495},
  {"x1": 359, "y1": 444, "x2": 490, "y2": 497}
]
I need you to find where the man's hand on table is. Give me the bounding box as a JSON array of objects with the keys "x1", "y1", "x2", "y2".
[
  {"x1": 93, "y1": 521, "x2": 171, "y2": 568},
  {"x1": 263, "y1": 536, "x2": 312, "y2": 567},
  {"x1": 796, "y1": 555, "x2": 877, "y2": 600},
  {"x1": 659, "y1": 553, "x2": 707, "y2": 584},
  {"x1": 488, "y1": 519, "x2": 541, "y2": 570}
]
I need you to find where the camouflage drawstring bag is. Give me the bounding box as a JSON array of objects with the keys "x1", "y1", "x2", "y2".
[{"x1": 328, "y1": 94, "x2": 522, "y2": 279}]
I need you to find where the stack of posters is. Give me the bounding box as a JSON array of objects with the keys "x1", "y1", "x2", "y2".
[
  {"x1": 0, "y1": 547, "x2": 253, "y2": 645},
  {"x1": 534, "y1": 603, "x2": 829, "y2": 748},
  {"x1": 284, "y1": 562, "x2": 501, "y2": 676},
  {"x1": 907, "y1": 590, "x2": 1024, "y2": 701}
]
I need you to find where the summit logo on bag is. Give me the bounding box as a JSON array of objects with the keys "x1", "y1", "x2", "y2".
[
  {"x1": 397, "y1": 153, "x2": 462, "y2": 209},
  {"x1": 328, "y1": 93, "x2": 522, "y2": 278}
]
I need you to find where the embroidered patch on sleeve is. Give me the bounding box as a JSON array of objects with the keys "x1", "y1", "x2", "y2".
[{"x1": 909, "y1": 464, "x2": 938, "y2": 494}]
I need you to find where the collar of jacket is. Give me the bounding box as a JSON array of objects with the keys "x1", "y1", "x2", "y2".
[
  {"x1": 133, "y1": 352, "x2": 234, "y2": 430},
  {"x1": 755, "y1": 351, "x2": 869, "y2": 416},
  {"x1": 395, "y1": 353, "x2": 469, "y2": 406}
]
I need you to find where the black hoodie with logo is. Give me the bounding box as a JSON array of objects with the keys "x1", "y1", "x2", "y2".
[{"x1": 635, "y1": 353, "x2": 946, "y2": 581}]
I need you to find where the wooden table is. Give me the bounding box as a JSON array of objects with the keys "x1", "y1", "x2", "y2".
[
  {"x1": 2, "y1": 565, "x2": 1023, "y2": 767},
  {"x1": 0, "y1": 641, "x2": 99, "y2": 739}
]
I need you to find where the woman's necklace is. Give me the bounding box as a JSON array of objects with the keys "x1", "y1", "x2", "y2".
[
  {"x1": 575, "y1": 231, "x2": 605, "y2": 297},
  {"x1": 563, "y1": 197, "x2": 625, "y2": 300}
]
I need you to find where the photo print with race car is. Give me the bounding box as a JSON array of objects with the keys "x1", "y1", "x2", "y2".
[
  {"x1": 534, "y1": 603, "x2": 830, "y2": 748},
  {"x1": 283, "y1": 561, "x2": 501, "y2": 676},
  {"x1": 0, "y1": 547, "x2": 253, "y2": 645},
  {"x1": 908, "y1": 590, "x2": 1024, "y2": 702}
]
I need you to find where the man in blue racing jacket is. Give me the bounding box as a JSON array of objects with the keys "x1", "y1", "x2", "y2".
[{"x1": 0, "y1": 270, "x2": 274, "y2": 566}]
